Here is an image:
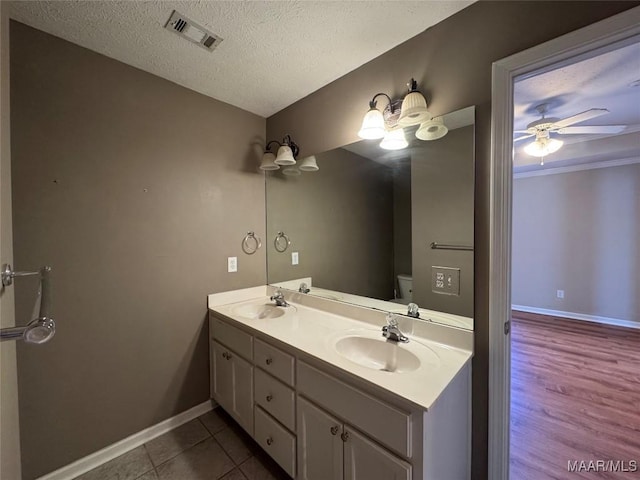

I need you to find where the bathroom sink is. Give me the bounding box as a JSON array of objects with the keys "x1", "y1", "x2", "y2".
[
  {"x1": 231, "y1": 303, "x2": 288, "y2": 320},
  {"x1": 334, "y1": 334, "x2": 422, "y2": 373}
]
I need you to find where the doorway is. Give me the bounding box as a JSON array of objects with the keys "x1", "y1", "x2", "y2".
[{"x1": 488, "y1": 6, "x2": 640, "y2": 480}]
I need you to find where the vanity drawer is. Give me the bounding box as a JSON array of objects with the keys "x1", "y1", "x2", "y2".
[
  {"x1": 297, "y1": 361, "x2": 411, "y2": 458},
  {"x1": 254, "y1": 338, "x2": 295, "y2": 386},
  {"x1": 211, "y1": 315, "x2": 253, "y2": 360},
  {"x1": 255, "y1": 406, "x2": 296, "y2": 478},
  {"x1": 255, "y1": 368, "x2": 295, "y2": 431}
]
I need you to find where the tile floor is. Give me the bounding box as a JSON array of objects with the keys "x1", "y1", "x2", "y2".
[{"x1": 73, "y1": 407, "x2": 291, "y2": 480}]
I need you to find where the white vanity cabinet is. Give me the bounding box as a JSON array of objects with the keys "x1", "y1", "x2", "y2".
[
  {"x1": 209, "y1": 310, "x2": 471, "y2": 480},
  {"x1": 210, "y1": 319, "x2": 254, "y2": 435},
  {"x1": 297, "y1": 397, "x2": 411, "y2": 480}
]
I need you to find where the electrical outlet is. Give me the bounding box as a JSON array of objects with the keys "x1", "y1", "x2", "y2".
[
  {"x1": 557, "y1": 289, "x2": 564, "y2": 299},
  {"x1": 292, "y1": 252, "x2": 299, "y2": 265},
  {"x1": 431, "y1": 266, "x2": 460, "y2": 295},
  {"x1": 227, "y1": 256, "x2": 237, "y2": 273}
]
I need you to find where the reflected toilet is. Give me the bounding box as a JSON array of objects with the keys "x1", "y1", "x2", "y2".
[{"x1": 391, "y1": 274, "x2": 412, "y2": 305}]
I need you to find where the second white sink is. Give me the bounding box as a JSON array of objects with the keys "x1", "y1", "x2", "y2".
[{"x1": 232, "y1": 303, "x2": 287, "y2": 320}]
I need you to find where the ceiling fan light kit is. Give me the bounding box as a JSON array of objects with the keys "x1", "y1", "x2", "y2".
[{"x1": 514, "y1": 103, "x2": 628, "y2": 160}]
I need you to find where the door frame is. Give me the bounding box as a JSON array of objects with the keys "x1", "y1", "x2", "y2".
[{"x1": 488, "y1": 6, "x2": 640, "y2": 480}]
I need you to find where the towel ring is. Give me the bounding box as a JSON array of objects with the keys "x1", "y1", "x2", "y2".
[
  {"x1": 274, "y1": 232, "x2": 291, "y2": 253},
  {"x1": 242, "y1": 232, "x2": 262, "y2": 255}
]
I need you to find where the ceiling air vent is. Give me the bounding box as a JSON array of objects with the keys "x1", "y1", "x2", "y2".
[{"x1": 164, "y1": 10, "x2": 223, "y2": 52}]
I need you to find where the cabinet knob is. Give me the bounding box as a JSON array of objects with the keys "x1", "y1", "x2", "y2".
[
  {"x1": 330, "y1": 426, "x2": 339, "y2": 436},
  {"x1": 222, "y1": 352, "x2": 228, "y2": 359},
  {"x1": 266, "y1": 437, "x2": 273, "y2": 446},
  {"x1": 266, "y1": 394, "x2": 273, "y2": 402},
  {"x1": 265, "y1": 357, "x2": 273, "y2": 365},
  {"x1": 226, "y1": 352, "x2": 232, "y2": 360},
  {"x1": 341, "y1": 432, "x2": 349, "y2": 442}
]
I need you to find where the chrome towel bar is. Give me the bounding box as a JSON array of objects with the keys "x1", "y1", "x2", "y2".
[
  {"x1": 1, "y1": 264, "x2": 56, "y2": 344},
  {"x1": 430, "y1": 242, "x2": 474, "y2": 251}
]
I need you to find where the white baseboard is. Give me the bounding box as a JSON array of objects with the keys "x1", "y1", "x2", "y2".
[
  {"x1": 511, "y1": 305, "x2": 640, "y2": 330},
  {"x1": 37, "y1": 400, "x2": 215, "y2": 480}
]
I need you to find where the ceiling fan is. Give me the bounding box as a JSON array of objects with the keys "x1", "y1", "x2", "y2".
[{"x1": 514, "y1": 103, "x2": 627, "y2": 158}]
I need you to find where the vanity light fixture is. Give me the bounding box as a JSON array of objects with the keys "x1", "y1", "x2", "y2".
[
  {"x1": 358, "y1": 78, "x2": 434, "y2": 149},
  {"x1": 357, "y1": 93, "x2": 394, "y2": 140},
  {"x1": 380, "y1": 128, "x2": 409, "y2": 151},
  {"x1": 397, "y1": 78, "x2": 431, "y2": 127}
]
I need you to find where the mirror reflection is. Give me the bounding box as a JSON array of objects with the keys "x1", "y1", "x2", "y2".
[{"x1": 266, "y1": 106, "x2": 475, "y2": 330}]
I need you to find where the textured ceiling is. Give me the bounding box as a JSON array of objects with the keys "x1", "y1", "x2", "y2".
[
  {"x1": 10, "y1": 0, "x2": 474, "y2": 117},
  {"x1": 513, "y1": 39, "x2": 640, "y2": 172}
]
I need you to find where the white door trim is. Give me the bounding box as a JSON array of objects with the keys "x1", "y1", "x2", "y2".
[{"x1": 488, "y1": 6, "x2": 640, "y2": 480}]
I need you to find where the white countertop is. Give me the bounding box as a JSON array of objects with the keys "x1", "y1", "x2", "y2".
[{"x1": 208, "y1": 286, "x2": 472, "y2": 411}]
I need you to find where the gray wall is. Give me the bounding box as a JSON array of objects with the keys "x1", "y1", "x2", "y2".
[
  {"x1": 513, "y1": 164, "x2": 640, "y2": 323},
  {"x1": 1, "y1": 4, "x2": 22, "y2": 479},
  {"x1": 265, "y1": 2, "x2": 639, "y2": 477},
  {"x1": 10, "y1": 21, "x2": 266, "y2": 479},
  {"x1": 267, "y1": 148, "x2": 394, "y2": 299},
  {"x1": 412, "y1": 126, "x2": 474, "y2": 318},
  {"x1": 393, "y1": 160, "x2": 412, "y2": 281}
]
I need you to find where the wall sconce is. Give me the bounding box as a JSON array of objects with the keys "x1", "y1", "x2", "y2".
[
  {"x1": 260, "y1": 135, "x2": 319, "y2": 173},
  {"x1": 260, "y1": 134, "x2": 300, "y2": 170},
  {"x1": 357, "y1": 78, "x2": 442, "y2": 150}
]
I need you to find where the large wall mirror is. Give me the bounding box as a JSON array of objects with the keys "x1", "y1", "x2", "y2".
[{"x1": 266, "y1": 106, "x2": 475, "y2": 330}]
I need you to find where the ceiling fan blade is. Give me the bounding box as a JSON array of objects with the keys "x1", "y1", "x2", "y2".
[
  {"x1": 553, "y1": 108, "x2": 609, "y2": 128},
  {"x1": 556, "y1": 125, "x2": 626, "y2": 135},
  {"x1": 513, "y1": 134, "x2": 534, "y2": 142},
  {"x1": 513, "y1": 130, "x2": 531, "y2": 134}
]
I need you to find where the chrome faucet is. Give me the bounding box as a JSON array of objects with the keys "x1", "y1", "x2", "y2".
[
  {"x1": 407, "y1": 303, "x2": 420, "y2": 318},
  {"x1": 298, "y1": 282, "x2": 310, "y2": 294},
  {"x1": 382, "y1": 314, "x2": 409, "y2": 343},
  {"x1": 270, "y1": 290, "x2": 289, "y2": 307}
]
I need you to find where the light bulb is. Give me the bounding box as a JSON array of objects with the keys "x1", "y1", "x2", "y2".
[{"x1": 380, "y1": 128, "x2": 408, "y2": 150}]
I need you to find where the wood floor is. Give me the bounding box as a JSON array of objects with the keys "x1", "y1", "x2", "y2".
[{"x1": 509, "y1": 311, "x2": 640, "y2": 480}]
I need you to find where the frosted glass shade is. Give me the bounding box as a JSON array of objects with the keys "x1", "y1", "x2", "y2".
[
  {"x1": 524, "y1": 137, "x2": 563, "y2": 157},
  {"x1": 357, "y1": 108, "x2": 386, "y2": 139},
  {"x1": 398, "y1": 91, "x2": 431, "y2": 126},
  {"x1": 380, "y1": 128, "x2": 408, "y2": 150},
  {"x1": 282, "y1": 165, "x2": 302, "y2": 176},
  {"x1": 416, "y1": 117, "x2": 448, "y2": 141},
  {"x1": 259, "y1": 152, "x2": 279, "y2": 170},
  {"x1": 275, "y1": 145, "x2": 296, "y2": 165},
  {"x1": 299, "y1": 156, "x2": 319, "y2": 172}
]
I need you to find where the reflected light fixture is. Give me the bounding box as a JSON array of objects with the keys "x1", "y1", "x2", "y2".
[
  {"x1": 357, "y1": 93, "x2": 393, "y2": 140},
  {"x1": 299, "y1": 155, "x2": 319, "y2": 172},
  {"x1": 524, "y1": 131, "x2": 563, "y2": 158},
  {"x1": 416, "y1": 116, "x2": 448, "y2": 141},
  {"x1": 380, "y1": 128, "x2": 409, "y2": 151}
]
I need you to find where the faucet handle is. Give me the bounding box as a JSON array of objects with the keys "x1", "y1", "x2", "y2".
[
  {"x1": 407, "y1": 303, "x2": 420, "y2": 318},
  {"x1": 386, "y1": 313, "x2": 398, "y2": 327}
]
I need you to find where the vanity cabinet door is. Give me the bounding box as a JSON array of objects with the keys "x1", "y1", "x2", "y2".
[
  {"x1": 212, "y1": 340, "x2": 254, "y2": 434},
  {"x1": 343, "y1": 427, "x2": 411, "y2": 480},
  {"x1": 297, "y1": 397, "x2": 343, "y2": 480}
]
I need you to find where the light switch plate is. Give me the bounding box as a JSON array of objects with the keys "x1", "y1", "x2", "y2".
[
  {"x1": 227, "y1": 256, "x2": 237, "y2": 273},
  {"x1": 432, "y1": 266, "x2": 460, "y2": 295},
  {"x1": 292, "y1": 252, "x2": 299, "y2": 265}
]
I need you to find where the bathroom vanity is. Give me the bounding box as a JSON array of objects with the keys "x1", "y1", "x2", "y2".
[{"x1": 208, "y1": 286, "x2": 472, "y2": 480}]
